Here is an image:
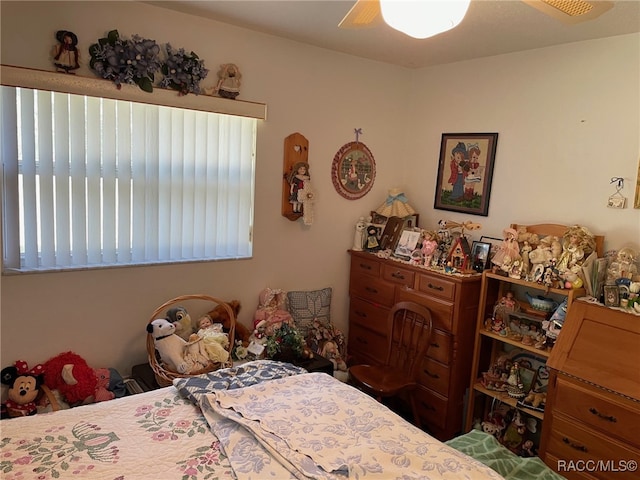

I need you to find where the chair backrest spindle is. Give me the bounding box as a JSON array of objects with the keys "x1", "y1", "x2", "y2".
[{"x1": 385, "y1": 301, "x2": 433, "y2": 380}]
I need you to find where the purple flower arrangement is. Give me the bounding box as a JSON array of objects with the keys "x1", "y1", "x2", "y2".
[{"x1": 90, "y1": 30, "x2": 208, "y2": 95}]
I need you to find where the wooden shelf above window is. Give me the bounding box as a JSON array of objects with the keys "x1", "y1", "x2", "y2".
[{"x1": 1, "y1": 64, "x2": 267, "y2": 120}]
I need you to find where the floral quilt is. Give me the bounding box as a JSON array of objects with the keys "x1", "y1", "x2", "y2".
[
  {"x1": 200, "y1": 372, "x2": 505, "y2": 480},
  {"x1": 0, "y1": 387, "x2": 233, "y2": 480}
]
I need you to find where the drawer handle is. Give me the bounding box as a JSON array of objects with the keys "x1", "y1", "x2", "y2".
[
  {"x1": 427, "y1": 283, "x2": 444, "y2": 291},
  {"x1": 355, "y1": 310, "x2": 367, "y2": 318},
  {"x1": 365, "y1": 286, "x2": 378, "y2": 294},
  {"x1": 430, "y1": 342, "x2": 440, "y2": 348},
  {"x1": 391, "y1": 271, "x2": 405, "y2": 280},
  {"x1": 562, "y1": 437, "x2": 588, "y2": 453},
  {"x1": 588, "y1": 407, "x2": 617, "y2": 423},
  {"x1": 356, "y1": 336, "x2": 369, "y2": 345},
  {"x1": 424, "y1": 369, "x2": 439, "y2": 379},
  {"x1": 359, "y1": 263, "x2": 372, "y2": 270}
]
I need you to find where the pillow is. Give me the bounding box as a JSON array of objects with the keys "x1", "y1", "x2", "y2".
[{"x1": 286, "y1": 287, "x2": 332, "y2": 338}]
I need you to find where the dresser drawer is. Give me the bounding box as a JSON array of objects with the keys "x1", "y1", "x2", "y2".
[
  {"x1": 349, "y1": 273, "x2": 395, "y2": 306},
  {"x1": 350, "y1": 254, "x2": 381, "y2": 277},
  {"x1": 348, "y1": 297, "x2": 388, "y2": 335},
  {"x1": 554, "y1": 375, "x2": 640, "y2": 446},
  {"x1": 395, "y1": 287, "x2": 454, "y2": 331},
  {"x1": 418, "y1": 357, "x2": 450, "y2": 397},
  {"x1": 381, "y1": 263, "x2": 415, "y2": 287},
  {"x1": 414, "y1": 386, "x2": 448, "y2": 430},
  {"x1": 416, "y1": 273, "x2": 456, "y2": 301},
  {"x1": 347, "y1": 322, "x2": 387, "y2": 364},
  {"x1": 426, "y1": 328, "x2": 452, "y2": 365},
  {"x1": 546, "y1": 414, "x2": 640, "y2": 480}
]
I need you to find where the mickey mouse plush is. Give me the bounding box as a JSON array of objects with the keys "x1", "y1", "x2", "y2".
[{"x1": 1, "y1": 360, "x2": 45, "y2": 417}]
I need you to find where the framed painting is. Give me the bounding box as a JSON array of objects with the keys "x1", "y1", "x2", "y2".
[
  {"x1": 434, "y1": 133, "x2": 498, "y2": 216},
  {"x1": 394, "y1": 229, "x2": 421, "y2": 260},
  {"x1": 403, "y1": 214, "x2": 420, "y2": 229},
  {"x1": 331, "y1": 141, "x2": 376, "y2": 200}
]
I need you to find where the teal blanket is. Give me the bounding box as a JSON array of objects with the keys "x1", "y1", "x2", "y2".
[{"x1": 446, "y1": 430, "x2": 566, "y2": 480}]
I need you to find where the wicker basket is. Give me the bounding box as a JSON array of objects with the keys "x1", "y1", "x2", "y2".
[{"x1": 146, "y1": 294, "x2": 236, "y2": 387}]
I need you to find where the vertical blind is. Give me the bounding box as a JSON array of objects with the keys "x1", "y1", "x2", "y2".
[{"x1": 1, "y1": 86, "x2": 256, "y2": 272}]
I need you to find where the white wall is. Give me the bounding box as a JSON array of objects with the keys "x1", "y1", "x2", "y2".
[
  {"x1": 0, "y1": 1, "x2": 412, "y2": 374},
  {"x1": 1, "y1": 1, "x2": 638, "y2": 376},
  {"x1": 404, "y1": 34, "x2": 640, "y2": 250}
]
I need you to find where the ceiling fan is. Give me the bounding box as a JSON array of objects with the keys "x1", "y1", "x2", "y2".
[{"x1": 339, "y1": 0, "x2": 614, "y2": 38}]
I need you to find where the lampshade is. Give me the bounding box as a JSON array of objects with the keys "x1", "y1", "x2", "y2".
[
  {"x1": 380, "y1": 0, "x2": 471, "y2": 39},
  {"x1": 375, "y1": 188, "x2": 416, "y2": 218}
]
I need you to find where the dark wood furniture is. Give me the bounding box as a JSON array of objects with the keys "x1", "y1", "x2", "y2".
[
  {"x1": 347, "y1": 250, "x2": 481, "y2": 441},
  {"x1": 539, "y1": 300, "x2": 640, "y2": 479}
]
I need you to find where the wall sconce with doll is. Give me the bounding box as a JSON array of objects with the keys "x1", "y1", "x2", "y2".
[{"x1": 282, "y1": 133, "x2": 314, "y2": 225}]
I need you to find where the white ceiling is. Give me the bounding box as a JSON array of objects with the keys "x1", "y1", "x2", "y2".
[{"x1": 145, "y1": 0, "x2": 640, "y2": 68}]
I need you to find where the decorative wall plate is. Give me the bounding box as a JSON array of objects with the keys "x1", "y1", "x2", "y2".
[{"x1": 331, "y1": 141, "x2": 376, "y2": 200}]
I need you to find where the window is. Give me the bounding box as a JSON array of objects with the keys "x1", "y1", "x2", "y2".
[{"x1": 1, "y1": 86, "x2": 257, "y2": 273}]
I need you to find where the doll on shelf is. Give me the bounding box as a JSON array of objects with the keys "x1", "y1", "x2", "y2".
[
  {"x1": 252, "y1": 288, "x2": 294, "y2": 340},
  {"x1": 493, "y1": 290, "x2": 519, "y2": 324},
  {"x1": 606, "y1": 247, "x2": 639, "y2": 284},
  {"x1": 556, "y1": 225, "x2": 596, "y2": 277},
  {"x1": 491, "y1": 228, "x2": 521, "y2": 271},
  {"x1": 289, "y1": 162, "x2": 310, "y2": 213},
  {"x1": 421, "y1": 231, "x2": 438, "y2": 267},
  {"x1": 52, "y1": 30, "x2": 80, "y2": 74}
]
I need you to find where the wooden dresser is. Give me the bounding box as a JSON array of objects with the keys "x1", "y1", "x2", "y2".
[
  {"x1": 347, "y1": 250, "x2": 481, "y2": 441},
  {"x1": 540, "y1": 300, "x2": 640, "y2": 479}
]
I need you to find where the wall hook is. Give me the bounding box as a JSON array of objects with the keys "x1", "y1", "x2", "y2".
[
  {"x1": 610, "y1": 177, "x2": 624, "y2": 190},
  {"x1": 608, "y1": 177, "x2": 627, "y2": 209},
  {"x1": 354, "y1": 128, "x2": 362, "y2": 144}
]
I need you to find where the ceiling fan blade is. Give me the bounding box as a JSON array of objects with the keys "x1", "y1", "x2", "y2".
[
  {"x1": 338, "y1": 0, "x2": 383, "y2": 29},
  {"x1": 522, "y1": 0, "x2": 614, "y2": 24}
]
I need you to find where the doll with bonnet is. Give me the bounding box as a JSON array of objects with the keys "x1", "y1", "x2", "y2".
[
  {"x1": 491, "y1": 228, "x2": 521, "y2": 270},
  {"x1": 215, "y1": 63, "x2": 241, "y2": 99},
  {"x1": 253, "y1": 288, "x2": 294, "y2": 340},
  {"x1": 556, "y1": 225, "x2": 595, "y2": 276}
]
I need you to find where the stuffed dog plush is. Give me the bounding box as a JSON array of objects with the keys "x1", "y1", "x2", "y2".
[{"x1": 147, "y1": 319, "x2": 190, "y2": 373}]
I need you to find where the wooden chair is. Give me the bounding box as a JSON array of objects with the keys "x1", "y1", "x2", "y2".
[{"x1": 348, "y1": 301, "x2": 433, "y2": 427}]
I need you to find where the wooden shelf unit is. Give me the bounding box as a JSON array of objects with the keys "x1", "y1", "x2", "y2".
[{"x1": 464, "y1": 270, "x2": 583, "y2": 437}]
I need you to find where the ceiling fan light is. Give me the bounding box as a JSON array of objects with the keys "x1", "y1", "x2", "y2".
[{"x1": 380, "y1": 0, "x2": 471, "y2": 39}]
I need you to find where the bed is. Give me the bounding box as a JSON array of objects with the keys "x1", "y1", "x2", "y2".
[{"x1": 1, "y1": 360, "x2": 504, "y2": 479}]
